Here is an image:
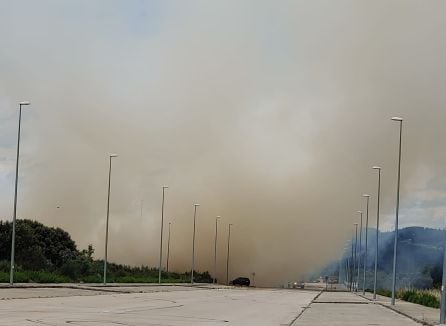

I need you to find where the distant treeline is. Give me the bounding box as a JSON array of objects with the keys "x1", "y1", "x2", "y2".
[{"x1": 0, "y1": 219, "x2": 212, "y2": 283}]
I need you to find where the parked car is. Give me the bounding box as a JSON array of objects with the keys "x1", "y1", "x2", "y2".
[
  {"x1": 231, "y1": 277, "x2": 251, "y2": 286},
  {"x1": 293, "y1": 282, "x2": 305, "y2": 289}
]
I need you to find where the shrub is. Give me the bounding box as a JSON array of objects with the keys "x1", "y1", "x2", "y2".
[
  {"x1": 398, "y1": 289, "x2": 440, "y2": 308},
  {"x1": 376, "y1": 288, "x2": 392, "y2": 297}
]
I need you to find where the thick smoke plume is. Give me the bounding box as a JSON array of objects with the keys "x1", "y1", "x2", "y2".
[{"x1": 1, "y1": 1, "x2": 446, "y2": 286}]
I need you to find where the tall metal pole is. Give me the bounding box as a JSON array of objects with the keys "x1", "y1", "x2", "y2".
[
  {"x1": 166, "y1": 222, "x2": 171, "y2": 274},
  {"x1": 391, "y1": 117, "x2": 403, "y2": 306},
  {"x1": 440, "y1": 228, "x2": 446, "y2": 323},
  {"x1": 346, "y1": 257, "x2": 350, "y2": 289},
  {"x1": 356, "y1": 212, "x2": 363, "y2": 292},
  {"x1": 226, "y1": 223, "x2": 233, "y2": 285},
  {"x1": 373, "y1": 166, "x2": 382, "y2": 300},
  {"x1": 354, "y1": 223, "x2": 358, "y2": 292},
  {"x1": 363, "y1": 195, "x2": 370, "y2": 294},
  {"x1": 10, "y1": 101, "x2": 30, "y2": 286},
  {"x1": 341, "y1": 245, "x2": 349, "y2": 287},
  {"x1": 158, "y1": 186, "x2": 168, "y2": 284},
  {"x1": 350, "y1": 230, "x2": 354, "y2": 291},
  {"x1": 214, "y1": 216, "x2": 221, "y2": 284},
  {"x1": 103, "y1": 154, "x2": 118, "y2": 285},
  {"x1": 191, "y1": 204, "x2": 200, "y2": 283}
]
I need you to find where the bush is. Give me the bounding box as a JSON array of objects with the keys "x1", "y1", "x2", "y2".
[
  {"x1": 376, "y1": 288, "x2": 392, "y2": 297},
  {"x1": 0, "y1": 220, "x2": 213, "y2": 285},
  {"x1": 398, "y1": 289, "x2": 440, "y2": 308}
]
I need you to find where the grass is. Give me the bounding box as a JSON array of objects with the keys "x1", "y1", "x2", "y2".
[
  {"x1": 398, "y1": 289, "x2": 440, "y2": 308},
  {"x1": 376, "y1": 288, "x2": 392, "y2": 297},
  {"x1": 0, "y1": 270, "x2": 198, "y2": 284},
  {"x1": 0, "y1": 271, "x2": 70, "y2": 283},
  {"x1": 374, "y1": 288, "x2": 440, "y2": 309}
]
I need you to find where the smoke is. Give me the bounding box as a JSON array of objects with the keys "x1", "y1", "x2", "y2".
[{"x1": 1, "y1": 0, "x2": 446, "y2": 286}]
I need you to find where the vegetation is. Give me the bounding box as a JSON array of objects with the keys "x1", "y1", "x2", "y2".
[
  {"x1": 376, "y1": 288, "x2": 392, "y2": 297},
  {"x1": 398, "y1": 289, "x2": 440, "y2": 308},
  {"x1": 320, "y1": 227, "x2": 446, "y2": 292},
  {"x1": 0, "y1": 219, "x2": 212, "y2": 283},
  {"x1": 374, "y1": 288, "x2": 440, "y2": 308}
]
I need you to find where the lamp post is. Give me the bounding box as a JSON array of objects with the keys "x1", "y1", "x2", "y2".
[
  {"x1": 226, "y1": 223, "x2": 233, "y2": 285},
  {"x1": 372, "y1": 166, "x2": 382, "y2": 300},
  {"x1": 362, "y1": 194, "x2": 371, "y2": 294},
  {"x1": 191, "y1": 203, "x2": 200, "y2": 283},
  {"x1": 158, "y1": 186, "x2": 168, "y2": 284},
  {"x1": 354, "y1": 223, "x2": 359, "y2": 292},
  {"x1": 440, "y1": 228, "x2": 446, "y2": 323},
  {"x1": 214, "y1": 216, "x2": 221, "y2": 284},
  {"x1": 356, "y1": 211, "x2": 363, "y2": 292},
  {"x1": 350, "y1": 232, "x2": 354, "y2": 291},
  {"x1": 9, "y1": 101, "x2": 30, "y2": 286},
  {"x1": 391, "y1": 117, "x2": 403, "y2": 306},
  {"x1": 166, "y1": 222, "x2": 171, "y2": 274},
  {"x1": 103, "y1": 153, "x2": 119, "y2": 285},
  {"x1": 341, "y1": 245, "x2": 349, "y2": 287}
]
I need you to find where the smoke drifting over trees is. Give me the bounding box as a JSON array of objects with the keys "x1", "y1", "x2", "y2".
[{"x1": 1, "y1": 1, "x2": 446, "y2": 286}]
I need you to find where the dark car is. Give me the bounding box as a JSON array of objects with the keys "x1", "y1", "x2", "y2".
[{"x1": 231, "y1": 277, "x2": 250, "y2": 286}]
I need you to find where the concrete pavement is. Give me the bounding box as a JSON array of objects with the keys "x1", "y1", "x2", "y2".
[
  {"x1": 292, "y1": 291, "x2": 424, "y2": 325},
  {"x1": 360, "y1": 291, "x2": 440, "y2": 326},
  {"x1": 0, "y1": 285, "x2": 435, "y2": 325},
  {"x1": 0, "y1": 285, "x2": 317, "y2": 325}
]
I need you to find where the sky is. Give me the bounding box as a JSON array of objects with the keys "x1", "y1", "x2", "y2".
[{"x1": 1, "y1": 0, "x2": 446, "y2": 286}]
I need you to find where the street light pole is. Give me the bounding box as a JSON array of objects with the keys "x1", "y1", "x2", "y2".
[
  {"x1": 214, "y1": 216, "x2": 221, "y2": 284},
  {"x1": 103, "y1": 154, "x2": 118, "y2": 285},
  {"x1": 9, "y1": 101, "x2": 30, "y2": 286},
  {"x1": 191, "y1": 204, "x2": 200, "y2": 284},
  {"x1": 354, "y1": 223, "x2": 358, "y2": 292},
  {"x1": 356, "y1": 211, "x2": 363, "y2": 292},
  {"x1": 372, "y1": 166, "x2": 382, "y2": 300},
  {"x1": 391, "y1": 117, "x2": 403, "y2": 306},
  {"x1": 350, "y1": 232, "x2": 354, "y2": 291},
  {"x1": 440, "y1": 229, "x2": 446, "y2": 323},
  {"x1": 226, "y1": 223, "x2": 233, "y2": 285},
  {"x1": 362, "y1": 194, "x2": 371, "y2": 294},
  {"x1": 341, "y1": 245, "x2": 349, "y2": 287},
  {"x1": 159, "y1": 186, "x2": 168, "y2": 284},
  {"x1": 166, "y1": 222, "x2": 171, "y2": 274}
]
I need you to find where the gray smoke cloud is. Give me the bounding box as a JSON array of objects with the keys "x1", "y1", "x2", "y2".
[{"x1": 1, "y1": 0, "x2": 446, "y2": 286}]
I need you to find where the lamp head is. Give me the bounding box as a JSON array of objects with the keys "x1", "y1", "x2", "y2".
[
  {"x1": 216, "y1": 216, "x2": 221, "y2": 219},
  {"x1": 194, "y1": 203, "x2": 200, "y2": 207},
  {"x1": 110, "y1": 154, "x2": 119, "y2": 158},
  {"x1": 163, "y1": 185, "x2": 169, "y2": 189},
  {"x1": 19, "y1": 101, "x2": 30, "y2": 106},
  {"x1": 372, "y1": 166, "x2": 382, "y2": 170},
  {"x1": 391, "y1": 117, "x2": 403, "y2": 121},
  {"x1": 363, "y1": 194, "x2": 371, "y2": 198},
  {"x1": 357, "y1": 210, "x2": 362, "y2": 214}
]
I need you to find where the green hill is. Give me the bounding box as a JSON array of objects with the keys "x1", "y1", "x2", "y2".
[{"x1": 0, "y1": 219, "x2": 212, "y2": 283}]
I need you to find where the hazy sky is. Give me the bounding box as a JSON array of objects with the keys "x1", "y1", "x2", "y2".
[{"x1": 1, "y1": 0, "x2": 446, "y2": 285}]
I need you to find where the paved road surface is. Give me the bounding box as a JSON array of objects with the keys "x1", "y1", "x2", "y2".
[
  {"x1": 292, "y1": 291, "x2": 421, "y2": 326},
  {"x1": 0, "y1": 285, "x2": 428, "y2": 325},
  {"x1": 0, "y1": 286, "x2": 316, "y2": 325}
]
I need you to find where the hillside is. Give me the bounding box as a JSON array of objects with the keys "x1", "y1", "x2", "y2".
[
  {"x1": 320, "y1": 227, "x2": 446, "y2": 290},
  {"x1": 0, "y1": 219, "x2": 212, "y2": 283}
]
